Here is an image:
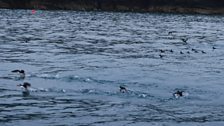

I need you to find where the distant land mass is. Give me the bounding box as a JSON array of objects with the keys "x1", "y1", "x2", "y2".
[{"x1": 0, "y1": 0, "x2": 224, "y2": 14}]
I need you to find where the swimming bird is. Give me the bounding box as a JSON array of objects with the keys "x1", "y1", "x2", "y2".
[
  {"x1": 168, "y1": 31, "x2": 173, "y2": 35},
  {"x1": 201, "y1": 50, "x2": 206, "y2": 54},
  {"x1": 212, "y1": 47, "x2": 216, "y2": 50},
  {"x1": 191, "y1": 48, "x2": 198, "y2": 53},
  {"x1": 120, "y1": 86, "x2": 127, "y2": 93},
  {"x1": 17, "y1": 82, "x2": 31, "y2": 96},
  {"x1": 160, "y1": 49, "x2": 165, "y2": 53},
  {"x1": 159, "y1": 54, "x2": 164, "y2": 58},
  {"x1": 180, "y1": 51, "x2": 184, "y2": 54},
  {"x1": 173, "y1": 90, "x2": 184, "y2": 98},
  {"x1": 191, "y1": 48, "x2": 196, "y2": 51},
  {"x1": 11, "y1": 70, "x2": 25, "y2": 79},
  {"x1": 181, "y1": 38, "x2": 188, "y2": 44}
]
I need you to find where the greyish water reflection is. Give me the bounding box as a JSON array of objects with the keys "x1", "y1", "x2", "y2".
[{"x1": 0, "y1": 9, "x2": 224, "y2": 126}]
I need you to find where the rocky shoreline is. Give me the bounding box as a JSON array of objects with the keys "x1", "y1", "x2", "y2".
[{"x1": 0, "y1": 0, "x2": 224, "y2": 14}]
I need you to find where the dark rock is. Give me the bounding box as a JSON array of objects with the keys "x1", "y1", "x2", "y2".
[{"x1": 0, "y1": 0, "x2": 224, "y2": 14}]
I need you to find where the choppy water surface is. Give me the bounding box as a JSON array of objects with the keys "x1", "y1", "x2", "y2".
[{"x1": 0, "y1": 9, "x2": 224, "y2": 126}]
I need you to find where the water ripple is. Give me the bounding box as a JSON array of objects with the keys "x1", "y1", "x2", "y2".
[{"x1": 0, "y1": 9, "x2": 224, "y2": 125}]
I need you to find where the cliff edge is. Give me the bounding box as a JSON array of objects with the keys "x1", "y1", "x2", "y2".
[{"x1": 0, "y1": 0, "x2": 224, "y2": 14}]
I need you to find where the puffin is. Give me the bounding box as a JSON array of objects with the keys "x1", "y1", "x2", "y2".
[
  {"x1": 17, "y1": 82, "x2": 31, "y2": 96},
  {"x1": 120, "y1": 86, "x2": 127, "y2": 93},
  {"x1": 173, "y1": 90, "x2": 184, "y2": 98},
  {"x1": 11, "y1": 69, "x2": 25, "y2": 79}
]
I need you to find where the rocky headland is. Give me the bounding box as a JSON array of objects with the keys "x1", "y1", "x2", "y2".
[{"x1": 0, "y1": 0, "x2": 224, "y2": 14}]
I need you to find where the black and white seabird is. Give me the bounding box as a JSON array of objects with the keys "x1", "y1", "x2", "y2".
[
  {"x1": 11, "y1": 70, "x2": 25, "y2": 79},
  {"x1": 159, "y1": 54, "x2": 164, "y2": 58},
  {"x1": 191, "y1": 48, "x2": 198, "y2": 53},
  {"x1": 160, "y1": 49, "x2": 165, "y2": 53},
  {"x1": 120, "y1": 86, "x2": 127, "y2": 93},
  {"x1": 17, "y1": 82, "x2": 31, "y2": 96},
  {"x1": 173, "y1": 90, "x2": 184, "y2": 98},
  {"x1": 168, "y1": 31, "x2": 173, "y2": 35},
  {"x1": 201, "y1": 50, "x2": 206, "y2": 54},
  {"x1": 181, "y1": 38, "x2": 188, "y2": 44}
]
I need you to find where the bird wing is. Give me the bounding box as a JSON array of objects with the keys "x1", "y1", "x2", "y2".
[
  {"x1": 24, "y1": 82, "x2": 31, "y2": 87},
  {"x1": 11, "y1": 70, "x2": 20, "y2": 73}
]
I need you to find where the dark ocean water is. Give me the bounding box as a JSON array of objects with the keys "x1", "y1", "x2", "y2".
[{"x1": 0, "y1": 9, "x2": 224, "y2": 126}]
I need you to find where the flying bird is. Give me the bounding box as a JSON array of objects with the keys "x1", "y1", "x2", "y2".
[
  {"x1": 11, "y1": 69, "x2": 25, "y2": 79},
  {"x1": 120, "y1": 86, "x2": 127, "y2": 93},
  {"x1": 17, "y1": 82, "x2": 31, "y2": 96}
]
